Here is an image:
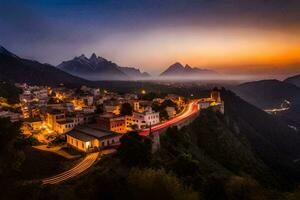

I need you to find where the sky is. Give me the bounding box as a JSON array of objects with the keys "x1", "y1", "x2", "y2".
[{"x1": 1, "y1": 0, "x2": 300, "y2": 78}]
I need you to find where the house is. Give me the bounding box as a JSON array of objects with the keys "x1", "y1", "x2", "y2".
[
  {"x1": 24, "y1": 118, "x2": 42, "y2": 131},
  {"x1": 126, "y1": 107, "x2": 160, "y2": 130},
  {"x1": 46, "y1": 109, "x2": 65, "y2": 129},
  {"x1": 103, "y1": 100, "x2": 121, "y2": 115},
  {"x1": 55, "y1": 119, "x2": 75, "y2": 134},
  {"x1": 66, "y1": 126, "x2": 122, "y2": 152},
  {"x1": 97, "y1": 113, "x2": 126, "y2": 133}
]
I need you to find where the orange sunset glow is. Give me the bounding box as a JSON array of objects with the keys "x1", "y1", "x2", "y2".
[{"x1": 91, "y1": 27, "x2": 300, "y2": 76}]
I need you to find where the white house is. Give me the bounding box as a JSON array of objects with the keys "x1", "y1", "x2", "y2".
[{"x1": 126, "y1": 107, "x2": 160, "y2": 130}]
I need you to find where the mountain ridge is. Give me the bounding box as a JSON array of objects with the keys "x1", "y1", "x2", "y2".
[
  {"x1": 58, "y1": 53, "x2": 150, "y2": 80},
  {"x1": 284, "y1": 73, "x2": 300, "y2": 87},
  {"x1": 160, "y1": 62, "x2": 218, "y2": 78},
  {"x1": 0, "y1": 46, "x2": 91, "y2": 87}
]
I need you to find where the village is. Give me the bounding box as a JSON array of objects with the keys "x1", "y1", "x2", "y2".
[{"x1": 0, "y1": 83, "x2": 224, "y2": 154}]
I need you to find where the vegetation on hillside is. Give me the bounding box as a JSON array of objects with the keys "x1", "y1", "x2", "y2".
[
  {"x1": 0, "y1": 80, "x2": 21, "y2": 103},
  {"x1": 1, "y1": 89, "x2": 300, "y2": 199}
]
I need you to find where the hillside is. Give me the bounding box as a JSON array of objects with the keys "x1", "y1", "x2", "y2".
[
  {"x1": 233, "y1": 79, "x2": 300, "y2": 109},
  {"x1": 160, "y1": 62, "x2": 218, "y2": 79},
  {"x1": 285, "y1": 74, "x2": 300, "y2": 87},
  {"x1": 58, "y1": 53, "x2": 150, "y2": 80},
  {"x1": 233, "y1": 79, "x2": 300, "y2": 129},
  {"x1": 160, "y1": 89, "x2": 300, "y2": 187},
  {"x1": 0, "y1": 46, "x2": 90, "y2": 87},
  {"x1": 25, "y1": 90, "x2": 300, "y2": 200},
  {"x1": 0, "y1": 81, "x2": 21, "y2": 103},
  {"x1": 222, "y1": 90, "x2": 300, "y2": 183}
]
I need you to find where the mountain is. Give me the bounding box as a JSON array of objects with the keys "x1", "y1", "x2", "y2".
[
  {"x1": 0, "y1": 46, "x2": 90, "y2": 87},
  {"x1": 58, "y1": 53, "x2": 150, "y2": 80},
  {"x1": 284, "y1": 74, "x2": 300, "y2": 87},
  {"x1": 233, "y1": 79, "x2": 300, "y2": 129},
  {"x1": 221, "y1": 90, "x2": 300, "y2": 185},
  {"x1": 160, "y1": 62, "x2": 218, "y2": 79},
  {"x1": 233, "y1": 79, "x2": 300, "y2": 109},
  {"x1": 158, "y1": 89, "x2": 300, "y2": 194},
  {"x1": 118, "y1": 66, "x2": 151, "y2": 79}
]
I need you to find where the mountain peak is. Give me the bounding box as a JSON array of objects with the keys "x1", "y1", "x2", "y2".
[
  {"x1": 58, "y1": 53, "x2": 150, "y2": 80},
  {"x1": 90, "y1": 53, "x2": 97, "y2": 60},
  {"x1": 0, "y1": 46, "x2": 19, "y2": 58},
  {"x1": 170, "y1": 62, "x2": 184, "y2": 68},
  {"x1": 160, "y1": 62, "x2": 217, "y2": 77},
  {"x1": 77, "y1": 54, "x2": 87, "y2": 60},
  {"x1": 185, "y1": 64, "x2": 192, "y2": 69}
]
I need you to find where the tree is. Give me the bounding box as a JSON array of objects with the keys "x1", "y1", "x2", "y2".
[
  {"x1": 173, "y1": 153, "x2": 200, "y2": 177},
  {"x1": 120, "y1": 102, "x2": 133, "y2": 116},
  {"x1": 0, "y1": 118, "x2": 24, "y2": 174},
  {"x1": 224, "y1": 176, "x2": 267, "y2": 200},
  {"x1": 159, "y1": 109, "x2": 169, "y2": 120},
  {"x1": 128, "y1": 168, "x2": 198, "y2": 200},
  {"x1": 118, "y1": 132, "x2": 152, "y2": 167},
  {"x1": 161, "y1": 99, "x2": 177, "y2": 108}
]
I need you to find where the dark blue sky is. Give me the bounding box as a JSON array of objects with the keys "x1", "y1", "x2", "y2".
[{"x1": 1, "y1": 0, "x2": 300, "y2": 76}]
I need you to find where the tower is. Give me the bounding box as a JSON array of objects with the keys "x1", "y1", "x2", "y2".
[{"x1": 211, "y1": 88, "x2": 221, "y2": 103}]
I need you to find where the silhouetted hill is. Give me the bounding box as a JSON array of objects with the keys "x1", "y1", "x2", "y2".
[
  {"x1": 233, "y1": 79, "x2": 300, "y2": 109},
  {"x1": 0, "y1": 81, "x2": 21, "y2": 103},
  {"x1": 160, "y1": 62, "x2": 218, "y2": 79},
  {"x1": 160, "y1": 89, "x2": 300, "y2": 188},
  {"x1": 232, "y1": 79, "x2": 300, "y2": 129},
  {"x1": 222, "y1": 90, "x2": 300, "y2": 181},
  {"x1": 58, "y1": 53, "x2": 150, "y2": 80},
  {"x1": 285, "y1": 74, "x2": 300, "y2": 87},
  {"x1": 0, "y1": 46, "x2": 90, "y2": 87}
]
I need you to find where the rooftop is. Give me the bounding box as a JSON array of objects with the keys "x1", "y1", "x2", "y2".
[
  {"x1": 56, "y1": 119, "x2": 74, "y2": 124},
  {"x1": 67, "y1": 130, "x2": 95, "y2": 142},
  {"x1": 47, "y1": 109, "x2": 64, "y2": 115},
  {"x1": 73, "y1": 125, "x2": 120, "y2": 140}
]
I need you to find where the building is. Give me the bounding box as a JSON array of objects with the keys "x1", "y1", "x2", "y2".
[
  {"x1": 165, "y1": 106, "x2": 176, "y2": 118},
  {"x1": 103, "y1": 100, "x2": 121, "y2": 115},
  {"x1": 24, "y1": 118, "x2": 42, "y2": 131},
  {"x1": 132, "y1": 100, "x2": 140, "y2": 112},
  {"x1": 211, "y1": 88, "x2": 222, "y2": 103},
  {"x1": 98, "y1": 113, "x2": 126, "y2": 133},
  {"x1": 45, "y1": 109, "x2": 95, "y2": 134},
  {"x1": 54, "y1": 119, "x2": 75, "y2": 134},
  {"x1": 126, "y1": 107, "x2": 160, "y2": 130},
  {"x1": 198, "y1": 89, "x2": 224, "y2": 114},
  {"x1": 46, "y1": 109, "x2": 65, "y2": 129},
  {"x1": 81, "y1": 96, "x2": 94, "y2": 106},
  {"x1": 165, "y1": 94, "x2": 185, "y2": 107},
  {"x1": 0, "y1": 111, "x2": 22, "y2": 122},
  {"x1": 66, "y1": 126, "x2": 122, "y2": 152}
]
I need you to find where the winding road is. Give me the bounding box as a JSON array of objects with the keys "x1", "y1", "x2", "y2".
[
  {"x1": 139, "y1": 100, "x2": 199, "y2": 136},
  {"x1": 42, "y1": 152, "x2": 99, "y2": 185},
  {"x1": 41, "y1": 101, "x2": 199, "y2": 185}
]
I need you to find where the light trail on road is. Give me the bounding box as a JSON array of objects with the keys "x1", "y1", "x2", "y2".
[
  {"x1": 41, "y1": 101, "x2": 200, "y2": 185},
  {"x1": 139, "y1": 100, "x2": 199, "y2": 136},
  {"x1": 42, "y1": 152, "x2": 99, "y2": 185}
]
